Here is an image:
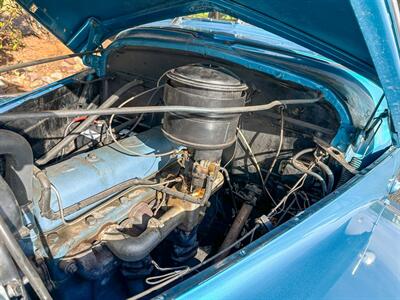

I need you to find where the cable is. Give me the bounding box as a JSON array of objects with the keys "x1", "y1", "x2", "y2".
[
  {"x1": 152, "y1": 175, "x2": 177, "y2": 216},
  {"x1": 125, "y1": 71, "x2": 168, "y2": 134},
  {"x1": 290, "y1": 148, "x2": 327, "y2": 195},
  {"x1": 59, "y1": 120, "x2": 80, "y2": 158},
  {"x1": 51, "y1": 183, "x2": 68, "y2": 225},
  {"x1": 236, "y1": 127, "x2": 276, "y2": 204},
  {"x1": 220, "y1": 166, "x2": 237, "y2": 210},
  {"x1": 236, "y1": 127, "x2": 264, "y2": 185},
  {"x1": 63, "y1": 119, "x2": 81, "y2": 138},
  {"x1": 156, "y1": 69, "x2": 172, "y2": 87},
  {"x1": 130, "y1": 224, "x2": 260, "y2": 300},
  {"x1": 271, "y1": 150, "x2": 331, "y2": 221},
  {"x1": 36, "y1": 81, "x2": 142, "y2": 165},
  {"x1": 291, "y1": 159, "x2": 327, "y2": 195},
  {"x1": 264, "y1": 107, "x2": 285, "y2": 184},
  {"x1": 107, "y1": 69, "x2": 172, "y2": 157},
  {"x1": 146, "y1": 261, "x2": 189, "y2": 285},
  {"x1": 107, "y1": 85, "x2": 177, "y2": 157},
  {"x1": 275, "y1": 188, "x2": 311, "y2": 224},
  {"x1": 220, "y1": 167, "x2": 235, "y2": 195},
  {"x1": 108, "y1": 86, "x2": 163, "y2": 127},
  {"x1": 267, "y1": 150, "x2": 318, "y2": 218},
  {"x1": 59, "y1": 117, "x2": 91, "y2": 158},
  {"x1": 223, "y1": 140, "x2": 238, "y2": 168},
  {"x1": 125, "y1": 88, "x2": 158, "y2": 134},
  {"x1": 0, "y1": 97, "x2": 322, "y2": 121},
  {"x1": 268, "y1": 172, "x2": 309, "y2": 219}
]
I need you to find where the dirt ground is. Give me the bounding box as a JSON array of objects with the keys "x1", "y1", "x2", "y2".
[{"x1": 0, "y1": 35, "x2": 85, "y2": 94}]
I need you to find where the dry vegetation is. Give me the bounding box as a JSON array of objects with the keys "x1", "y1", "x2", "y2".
[
  {"x1": 0, "y1": 0, "x2": 84, "y2": 94},
  {"x1": 0, "y1": 4, "x2": 235, "y2": 95}
]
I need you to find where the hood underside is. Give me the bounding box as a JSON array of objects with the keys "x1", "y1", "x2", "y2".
[
  {"x1": 17, "y1": 0, "x2": 377, "y2": 80},
  {"x1": 15, "y1": 0, "x2": 400, "y2": 137}
]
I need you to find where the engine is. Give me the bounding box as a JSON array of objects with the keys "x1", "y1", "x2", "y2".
[
  {"x1": 27, "y1": 65, "x2": 249, "y2": 297},
  {"x1": 0, "y1": 60, "x2": 348, "y2": 299}
]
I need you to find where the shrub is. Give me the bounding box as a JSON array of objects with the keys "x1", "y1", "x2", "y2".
[{"x1": 0, "y1": 0, "x2": 25, "y2": 51}]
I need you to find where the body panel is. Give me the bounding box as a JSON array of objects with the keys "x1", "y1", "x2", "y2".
[
  {"x1": 164, "y1": 148, "x2": 400, "y2": 299},
  {"x1": 1, "y1": 2, "x2": 399, "y2": 298},
  {"x1": 351, "y1": 0, "x2": 400, "y2": 137},
  {"x1": 106, "y1": 24, "x2": 383, "y2": 151},
  {"x1": 13, "y1": 1, "x2": 400, "y2": 131},
  {"x1": 15, "y1": 0, "x2": 375, "y2": 81}
]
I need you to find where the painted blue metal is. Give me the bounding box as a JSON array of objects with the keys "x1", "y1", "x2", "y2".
[
  {"x1": 3, "y1": 2, "x2": 399, "y2": 298},
  {"x1": 1, "y1": 19, "x2": 386, "y2": 153},
  {"x1": 119, "y1": 20, "x2": 396, "y2": 154},
  {"x1": 0, "y1": 19, "x2": 377, "y2": 155},
  {"x1": 351, "y1": 0, "x2": 400, "y2": 139},
  {"x1": 104, "y1": 23, "x2": 379, "y2": 151},
  {"x1": 33, "y1": 127, "x2": 176, "y2": 232},
  {"x1": 15, "y1": 0, "x2": 377, "y2": 82},
  {"x1": 130, "y1": 18, "x2": 320, "y2": 57},
  {"x1": 163, "y1": 147, "x2": 400, "y2": 299}
]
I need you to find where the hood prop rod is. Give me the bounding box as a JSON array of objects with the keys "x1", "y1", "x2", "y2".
[
  {"x1": 0, "y1": 97, "x2": 321, "y2": 122},
  {"x1": 0, "y1": 49, "x2": 102, "y2": 74}
]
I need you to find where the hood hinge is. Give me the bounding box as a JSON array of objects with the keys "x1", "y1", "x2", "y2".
[{"x1": 67, "y1": 18, "x2": 106, "y2": 53}]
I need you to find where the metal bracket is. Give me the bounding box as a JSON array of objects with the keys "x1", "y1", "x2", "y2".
[
  {"x1": 67, "y1": 18, "x2": 106, "y2": 54},
  {"x1": 314, "y1": 137, "x2": 358, "y2": 174}
]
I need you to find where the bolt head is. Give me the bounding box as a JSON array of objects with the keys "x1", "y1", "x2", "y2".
[
  {"x1": 47, "y1": 232, "x2": 59, "y2": 243},
  {"x1": 85, "y1": 215, "x2": 97, "y2": 226},
  {"x1": 119, "y1": 196, "x2": 129, "y2": 204},
  {"x1": 6, "y1": 281, "x2": 22, "y2": 298},
  {"x1": 86, "y1": 153, "x2": 98, "y2": 162},
  {"x1": 59, "y1": 260, "x2": 78, "y2": 274}
]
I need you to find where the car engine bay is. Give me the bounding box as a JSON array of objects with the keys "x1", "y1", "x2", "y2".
[{"x1": 0, "y1": 46, "x2": 372, "y2": 299}]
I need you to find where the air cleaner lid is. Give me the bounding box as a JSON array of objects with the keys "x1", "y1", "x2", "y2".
[{"x1": 166, "y1": 65, "x2": 248, "y2": 92}]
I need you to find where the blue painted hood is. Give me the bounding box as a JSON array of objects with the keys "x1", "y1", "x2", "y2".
[{"x1": 14, "y1": 1, "x2": 384, "y2": 79}]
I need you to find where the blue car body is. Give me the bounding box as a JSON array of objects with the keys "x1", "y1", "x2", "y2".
[{"x1": 2, "y1": 0, "x2": 400, "y2": 299}]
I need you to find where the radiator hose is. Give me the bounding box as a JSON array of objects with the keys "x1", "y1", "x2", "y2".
[{"x1": 0, "y1": 129, "x2": 33, "y2": 206}]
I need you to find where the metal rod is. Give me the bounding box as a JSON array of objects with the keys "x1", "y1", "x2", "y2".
[
  {"x1": 363, "y1": 93, "x2": 385, "y2": 132},
  {"x1": 0, "y1": 50, "x2": 101, "y2": 74},
  {"x1": 0, "y1": 97, "x2": 321, "y2": 122},
  {"x1": 36, "y1": 80, "x2": 143, "y2": 165},
  {"x1": 0, "y1": 214, "x2": 52, "y2": 299},
  {"x1": 260, "y1": 110, "x2": 335, "y2": 135},
  {"x1": 218, "y1": 202, "x2": 253, "y2": 261}
]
